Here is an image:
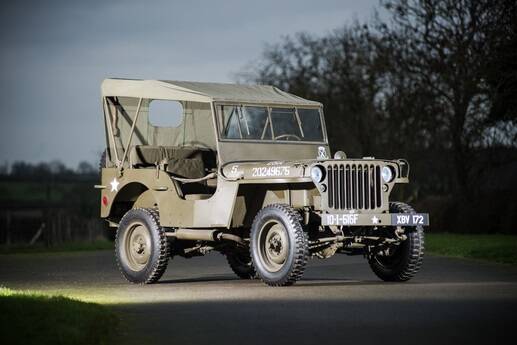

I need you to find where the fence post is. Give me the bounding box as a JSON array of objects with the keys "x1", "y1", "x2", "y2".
[
  {"x1": 5, "y1": 211, "x2": 11, "y2": 247},
  {"x1": 88, "y1": 219, "x2": 93, "y2": 242},
  {"x1": 66, "y1": 215, "x2": 71, "y2": 242}
]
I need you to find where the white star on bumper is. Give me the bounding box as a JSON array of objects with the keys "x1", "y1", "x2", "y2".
[
  {"x1": 110, "y1": 178, "x2": 120, "y2": 192},
  {"x1": 371, "y1": 216, "x2": 379, "y2": 224}
]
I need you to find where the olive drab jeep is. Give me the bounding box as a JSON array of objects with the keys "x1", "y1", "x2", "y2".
[{"x1": 97, "y1": 78, "x2": 429, "y2": 286}]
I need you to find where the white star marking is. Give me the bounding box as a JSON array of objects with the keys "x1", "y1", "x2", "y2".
[
  {"x1": 110, "y1": 178, "x2": 120, "y2": 192},
  {"x1": 371, "y1": 216, "x2": 379, "y2": 224}
]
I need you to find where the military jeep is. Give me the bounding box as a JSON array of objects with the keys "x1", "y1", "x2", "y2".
[{"x1": 97, "y1": 78, "x2": 428, "y2": 286}]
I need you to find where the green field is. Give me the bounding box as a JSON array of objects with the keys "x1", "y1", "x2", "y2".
[
  {"x1": 0, "y1": 181, "x2": 95, "y2": 203},
  {"x1": 0, "y1": 287, "x2": 118, "y2": 345},
  {"x1": 426, "y1": 233, "x2": 517, "y2": 264}
]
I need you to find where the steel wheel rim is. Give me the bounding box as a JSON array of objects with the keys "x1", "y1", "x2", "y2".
[
  {"x1": 258, "y1": 219, "x2": 289, "y2": 272},
  {"x1": 123, "y1": 221, "x2": 151, "y2": 271}
]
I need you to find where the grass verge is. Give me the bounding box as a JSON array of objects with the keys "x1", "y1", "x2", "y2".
[
  {"x1": 426, "y1": 233, "x2": 517, "y2": 264},
  {"x1": 0, "y1": 287, "x2": 118, "y2": 345},
  {"x1": 0, "y1": 240, "x2": 113, "y2": 255}
]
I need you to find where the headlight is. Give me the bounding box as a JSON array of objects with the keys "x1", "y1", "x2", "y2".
[
  {"x1": 310, "y1": 165, "x2": 325, "y2": 183},
  {"x1": 333, "y1": 151, "x2": 347, "y2": 159},
  {"x1": 381, "y1": 166, "x2": 395, "y2": 183}
]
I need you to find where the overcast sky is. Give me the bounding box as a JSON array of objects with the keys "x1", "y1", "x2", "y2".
[{"x1": 0, "y1": 0, "x2": 377, "y2": 168}]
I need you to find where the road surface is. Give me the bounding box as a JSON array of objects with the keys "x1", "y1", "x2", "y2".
[{"x1": 1, "y1": 250, "x2": 517, "y2": 344}]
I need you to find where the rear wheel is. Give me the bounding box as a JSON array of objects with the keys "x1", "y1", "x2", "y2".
[
  {"x1": 368, "y1": 202, "x2": 424, "y2": 282},
  {"x1": 250, "y1": 204, "x2": 308, "y2": 286},
  {"x1": 115, "y1": 208, "x2": 169, "y2": 284},
  {"x1": 226, "y1": 249, "x2": 256, "y2": 279}
]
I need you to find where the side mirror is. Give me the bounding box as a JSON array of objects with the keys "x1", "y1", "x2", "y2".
[{"x1": 334, "y1": 151, "x2": 347, "y2": 160}]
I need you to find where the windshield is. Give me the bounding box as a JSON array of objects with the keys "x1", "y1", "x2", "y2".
[{"x1": 218, "y1": 105, "x2": 325, "y2": 142}]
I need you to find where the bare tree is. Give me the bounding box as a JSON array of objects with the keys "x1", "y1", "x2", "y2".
[
  {"x1": 239, "y1": 0, "x2": 516, "y2": 199},
  {"x1": 378, "y1": 0, "x2": 517, "y2": 196},
  {"x1": 77, "y1": 161, "x2": 96, "y2": 175},
  {"x1": 239, "y1": 26, "x2": 388, "y2": 158}
]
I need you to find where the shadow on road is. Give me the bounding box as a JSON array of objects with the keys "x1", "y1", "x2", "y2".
[
  {"x1": 157, "y1": 275, "x2": 240, "y2": 284},
  {"x1": 157, "y1": 275, "x2": 400, "y2": 287}
]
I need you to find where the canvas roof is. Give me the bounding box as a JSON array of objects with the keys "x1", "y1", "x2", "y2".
[{"x1": 101, "y1": 78, "x2": 321, "y2": 107}]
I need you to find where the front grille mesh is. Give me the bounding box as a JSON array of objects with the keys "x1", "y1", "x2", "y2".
[{"x1": 326, "y1": 164, "x2": 382, "y2": 210}]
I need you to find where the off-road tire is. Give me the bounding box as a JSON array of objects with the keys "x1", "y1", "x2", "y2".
[
  {"x1": 226, "y1": 250, "x2": 256, "y2": 279},
  {"x1": 250, "y1": 204, "x2": 308, "y2": 286},
  {"x1": 115, "y1": 208, "x2": 169, "y2": 284},
  {"x1": 368, "y1": 202, "x2": 424, "y2": 282}
]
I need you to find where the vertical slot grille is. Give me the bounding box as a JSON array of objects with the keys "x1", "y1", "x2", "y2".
[{"x1": 326, "y1": 163, "x2": 382, "y2": 210}]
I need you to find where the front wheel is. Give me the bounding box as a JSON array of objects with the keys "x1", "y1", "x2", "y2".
[
  {"x1": 250, "y1": 204, "x2": 308, "y2": 286},
  {"x1": 368, "y1": 202, "x2": 425, "y2": 282},
  {"x1": 115, "y1": 208, "x2": 170, "y2": 284}
]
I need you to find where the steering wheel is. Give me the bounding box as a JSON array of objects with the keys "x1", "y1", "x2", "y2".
[{"x1": 274, "y1": 134, "x2": 302, "y2": 141}]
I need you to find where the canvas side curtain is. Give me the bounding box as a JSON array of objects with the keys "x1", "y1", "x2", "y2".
[{"x1": 104, "y1": 97, "x2": 216, "y2": 167}]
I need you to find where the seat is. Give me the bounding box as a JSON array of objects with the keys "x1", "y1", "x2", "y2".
[
  {"x1": 129, "y1": 145, "x2": 217, "y2": 196},
  {"x1": 131, "y1": 146, "x2": 215, "y2": 174}
]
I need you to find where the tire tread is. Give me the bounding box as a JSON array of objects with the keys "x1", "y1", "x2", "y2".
[
  {"x1": 368, "y1": 202, "x2": 425, "y2": 282},
  {"x1": 115, "y1": 208, "x2": 169, "y2": 284},
  {"x1": 226, "y1": 251, "x2": 256, "y2": 279},
  {"x1": 250, "y1": 204, "x2": 308, "y2": 287}
]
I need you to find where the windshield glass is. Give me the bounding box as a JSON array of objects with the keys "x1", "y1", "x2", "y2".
[{"x1": 218, "y1": 105, "x2": 324, "y2": 142}]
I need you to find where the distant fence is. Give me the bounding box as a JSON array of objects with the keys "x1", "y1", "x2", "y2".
[
  {"x1": 0, "y1": 207, "x2": 107, "y2": 246},
  {"x1": 0, "y1": 175, "x2": 109, "y2": 246}
]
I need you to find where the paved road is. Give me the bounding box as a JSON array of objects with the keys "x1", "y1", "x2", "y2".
[{"x1": 1, "y1": 250, "x2": 517, "y2": 344}]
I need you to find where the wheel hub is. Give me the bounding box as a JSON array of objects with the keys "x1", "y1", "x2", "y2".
[
  {"x1": 258, "y1": 221, "x2": 289, "y2": 272},
  {"x1": 268, "y1": 234, "x2": 283, "y2": 255},
  {"x1": 124, "y1": 223, "x2": 152, "y2": 271},
  {"x1": 133, "y1": 235, "x2": 147, "y2": 254}
]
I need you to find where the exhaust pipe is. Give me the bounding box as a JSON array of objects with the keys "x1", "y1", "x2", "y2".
[
  {"x1": 170, "y1": 229, "x2": 216, "y2": 241},
  {"x1": 166, "y1": 229, "x2": 244, "y2": 244}
]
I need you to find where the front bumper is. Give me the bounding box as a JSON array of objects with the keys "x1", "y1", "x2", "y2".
[{"x1": 321, "y1": 212, "x2": 429, "y2": 227}]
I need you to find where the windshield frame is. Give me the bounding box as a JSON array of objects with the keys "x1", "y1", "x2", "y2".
[{"x1": 214, "y1": 102, "x2": 328, "y2": 145}]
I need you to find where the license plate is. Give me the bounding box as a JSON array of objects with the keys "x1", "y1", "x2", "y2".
[
  {"x1": 391, "y1": 213, "x2": 429, "y2": 226},
  {"x1": 321, "y1": 213, "x2": 429, "y2": 226}
]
